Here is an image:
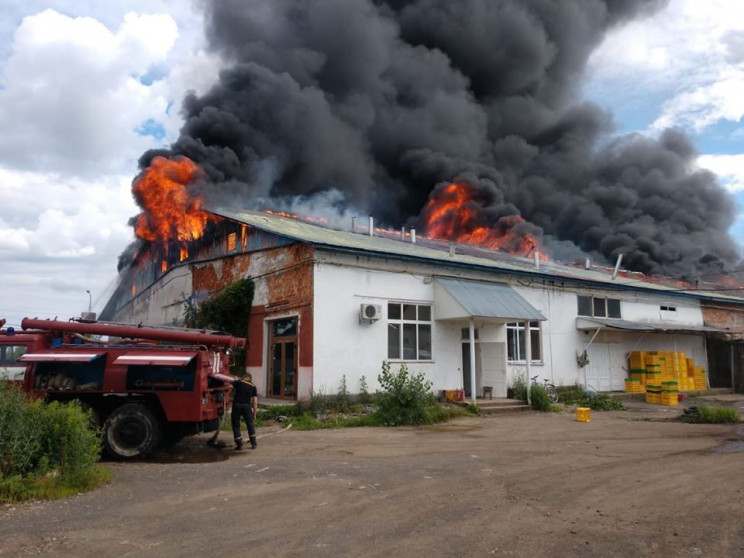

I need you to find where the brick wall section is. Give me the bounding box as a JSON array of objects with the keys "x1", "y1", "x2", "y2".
[
  {"x1": 702, "y1": 304, "x2": 744, "y2": 334},
  {"x1": 191, "y1": 243, "x2": 315, "y2": 368}
]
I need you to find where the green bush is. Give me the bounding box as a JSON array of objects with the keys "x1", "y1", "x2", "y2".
[
  {"x1": 680, "y1": 404, "x2": 740, "y2": 424},
  {"x1": 374, "y1": 362, "x2": 445, "y2": 426},
  {"x1": 529, "y1": 384, "x2": 552, "y2": 412},
  {"x1": 508, "y1": 374, "x2": 528, "y2": 402},
  {"x1": 555, "y1": 383, "x2": 587, "y2": 405},
  {"x1": 0, "y1": 383, "x2": 109, "y2": 503},
  {"x1": 0, "y1": 383, "x2": 40, "y2": 477}
]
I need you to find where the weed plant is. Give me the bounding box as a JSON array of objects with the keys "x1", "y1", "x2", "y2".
[{"x1": 679, "y1": 404, "x2": 740, "y2": 424}]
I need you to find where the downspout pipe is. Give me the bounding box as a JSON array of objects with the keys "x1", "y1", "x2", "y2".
[
  {"x1": 525, "y1": 319, "x2": 532, "y2": 405},
  {"x1": 469, "y1": 319, "x2": 477, "y2": 405}
]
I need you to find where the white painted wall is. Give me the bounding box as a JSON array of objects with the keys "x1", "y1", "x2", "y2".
[
  {"x1": 312, "y1": 257, "x2": 711, "y2": 396},
  {"x1": 312, "y1": 260, "x2": 465, "y2": 395},
  {"x1": 119, "y1": 245, "x2": 712, "y2": 398}
]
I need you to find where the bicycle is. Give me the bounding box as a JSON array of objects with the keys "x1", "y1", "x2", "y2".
[{"x1": 531, "y1": 375, "x2": 559, "y2": 403}]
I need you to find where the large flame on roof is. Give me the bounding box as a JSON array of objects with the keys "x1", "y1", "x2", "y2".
[
  {"x1": 421, "y1": 182, "x2": 546, "y2": 258},
  {"x1": 132, "y1": 156, "x2": 215, "y2": 245}
]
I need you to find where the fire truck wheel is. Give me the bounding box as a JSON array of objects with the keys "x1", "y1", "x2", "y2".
[{"x1": 103, "y1": 403, "x2": 162, "y2": 459}]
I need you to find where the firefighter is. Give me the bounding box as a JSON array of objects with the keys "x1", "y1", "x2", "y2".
[{"x1": 230, "y1": 372, "x2": 258, "y2": 450}]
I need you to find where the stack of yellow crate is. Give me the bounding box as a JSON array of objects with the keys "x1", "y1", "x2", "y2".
[
  {"x1": 624, "y1": 378, "x2": 644, "y2": 393},
  {"x1": 645, "y1": 352, "x2": 662, "y2": 391},
  {"x1": 627, "y1": 350, "x2": 709, "y2": 398},
  {"x1": 645, "y1": 381, "x2": 661, "y2": 404},
  {"x1": 628, "y1": 351, "x2": 647, "y2": 389},
  {"x1": 693, "y1": 366, "x2": 707, "y2": 390},
  {"x1": 661, "y1": 381, "x2": 679, "y2": 406}
]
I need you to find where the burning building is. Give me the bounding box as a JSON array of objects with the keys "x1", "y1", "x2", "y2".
[
  {"x1": 101, "y1": 198, "x2": 744, "y2": 400},
  {"x1": 102, "y1": 0, "x2": 744, "y2": 398}
]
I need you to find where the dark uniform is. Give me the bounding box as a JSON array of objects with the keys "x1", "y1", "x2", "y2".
[{"x1": 231, "y1": 376, "x2": 258, "y2": 450}]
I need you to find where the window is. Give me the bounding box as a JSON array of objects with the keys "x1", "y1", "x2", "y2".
[
  {"x1": 227, "y1": 232, "x2": 237, "y2": 252},
  {"x1": 507, "y1": 322, "x2": 542, "y2": 362},
  {"x1": 387, "y1": 303, "x2": 432, "y2": 360},
  {"x1": 578, "y1": 296, "x2": 621, "y2": 318},
  {"x1": 0, "y1": 344, "x2": 27, "y2": 382}
]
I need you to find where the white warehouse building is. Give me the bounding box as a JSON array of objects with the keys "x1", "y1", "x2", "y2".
[{"x1": 101, "y1": 210, "x2": 739, "y2": 403}]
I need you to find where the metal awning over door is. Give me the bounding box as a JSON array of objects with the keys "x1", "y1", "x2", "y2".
[{"x1": 434, "y1": 277, "x2": 545, "y2": 321}]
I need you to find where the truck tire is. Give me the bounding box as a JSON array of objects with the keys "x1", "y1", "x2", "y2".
[{"x1": 103, "y1": 403, "x2": 162, "y2": 459}]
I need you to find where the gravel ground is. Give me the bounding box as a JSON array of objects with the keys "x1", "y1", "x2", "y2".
[{"x1": 2, "y1": 394, "x2": 744, "y2": 557}]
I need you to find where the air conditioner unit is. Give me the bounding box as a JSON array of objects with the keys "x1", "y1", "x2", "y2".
[{"x1": 359, "y1": 303, "x2": 382, "y2": 323}]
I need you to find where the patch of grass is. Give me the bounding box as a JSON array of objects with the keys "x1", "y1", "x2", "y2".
[
  {"x1": 679, "y1": 404, "x2": 740, "y2": 424},
  {"x1": 585, "y1": 393, "x2": 625, "y2": 411},
  {"x1": 553, "y1": 383, "x2": 625, "y2": 411}
]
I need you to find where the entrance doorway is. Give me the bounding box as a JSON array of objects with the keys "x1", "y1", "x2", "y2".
[
  {"x1": 461, "y1": 341, "x2": 482, "y2": 398},
  {"x1": 268, "y1": 318, "x2": 298, "y2": 399}
]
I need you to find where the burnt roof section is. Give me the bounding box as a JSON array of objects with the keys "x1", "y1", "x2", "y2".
[{"x1": 212, "y1": 208, "x2": 744, "y2": 304}]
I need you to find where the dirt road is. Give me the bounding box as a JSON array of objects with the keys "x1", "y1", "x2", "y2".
[{"x1": 2, "y1": 397, "x2": 744, "y2": 557}]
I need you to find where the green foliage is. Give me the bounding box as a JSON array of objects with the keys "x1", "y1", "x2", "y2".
[
  {"x1": 374, "y1": 361, "x2": 445, "y2": 426},
  {"x1": 529, "y1": 384, "x2": 552, "y2": 412},
  {"x1": 509, "y1": 374, "x2": 528, "y2": 402},
  {"x1": 465, "y1": 403, "x2": 482, "y2": 416},
  {"x1": 192, "y1": 278, "x2": 254, "y2": 374},
  {"x1": 555, "y1": 383, "x2": 587, "y2": 405},
  {"x1": 336, "y1": 375, "x2": 352, "y2": 410},
  {"x1": 552, "y1": 383, "x2": 625, "y2": 411},
  {"x1": 0, "y1": 383, "x2": 110, "y2": 503},
  {"x1": 585, "y1": 393, "x2": 625, "y2": 411},
  {"x1": 0, "y1": 383, "x2": 40, "y2": 477},
  {"x1": 358, "y1": 375, "x2": 372, "y2": 405},
  {"x1": 194, "y1": 278, "x2": 255, "y2": 337},
  {"x1": 679, "y1": 404, "x2": 740, "y2": 424}
]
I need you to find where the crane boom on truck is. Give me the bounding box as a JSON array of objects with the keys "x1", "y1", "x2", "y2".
[{"x1": 0, "y1": 317, "x2": 245, "y2": 459}]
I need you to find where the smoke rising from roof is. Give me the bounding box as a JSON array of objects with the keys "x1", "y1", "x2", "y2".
[{"x1": 137, "y1": 0, "x2": 740, "y2": 278}]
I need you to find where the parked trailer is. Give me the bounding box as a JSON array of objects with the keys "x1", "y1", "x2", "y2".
[{"x1": 0, "y1": 317, "x2": 244, "y2": 459}]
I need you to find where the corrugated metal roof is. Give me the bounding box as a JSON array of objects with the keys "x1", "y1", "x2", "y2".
[
  {"x1": 213, "y1": 208, "x2": 744, "y2": 304},
  {"x1": 435, "y1": 277, "x2": 545, "y2": 321},
  {"x1": 575, "y1": 317, "x2": 726, "y2": 333}
]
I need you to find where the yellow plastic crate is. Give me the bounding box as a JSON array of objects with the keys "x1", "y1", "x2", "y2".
[
  {"x1": 576, "y1": 407, "x2": 591, "y2": 422},
  {"x1": 645, "y1": 393, "x2": 661, "y2": 405}
]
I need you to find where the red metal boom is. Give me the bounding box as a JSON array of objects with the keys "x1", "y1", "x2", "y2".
[{"x1": 20, "y1": 317, "x2": 246, "y2": 349}]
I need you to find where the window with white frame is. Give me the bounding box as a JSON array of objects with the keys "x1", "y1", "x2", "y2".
[
  {"x1": 577, "y1": 295, "x2": 621, "y2": 318},
  {"x1": 387, "y1": 303, "x2": 432, "y2": 360},
  {"x1": 506, "y1": 321, "x2": 542, "y2": 362}
]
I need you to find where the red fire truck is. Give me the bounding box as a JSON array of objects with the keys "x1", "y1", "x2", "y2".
[{"x1": 0, "y1": 317, "x2": 244, "y2": 459}]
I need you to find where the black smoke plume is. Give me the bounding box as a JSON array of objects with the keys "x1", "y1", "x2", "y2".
[{"x1": 137, "y1": 0, "x2": 741, "y2": 278}]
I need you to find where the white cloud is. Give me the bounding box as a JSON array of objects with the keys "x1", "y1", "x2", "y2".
[
  {"x1": 0, "y1": 9, "x2": 178, "y2": 176},
  {"x1": 587, "y1": 0, "x2": 744, "y2": 133},
  {"x1": 0, "y1": 5, "x2": 219, "y2": 326},
  {"x1": 697, "y1": 153, "x2": 744, "y2": 192}
]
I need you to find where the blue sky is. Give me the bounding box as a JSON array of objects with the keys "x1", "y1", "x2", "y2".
[{"x1": 0, "y1": 0, "x2": 742, "y2": 327}]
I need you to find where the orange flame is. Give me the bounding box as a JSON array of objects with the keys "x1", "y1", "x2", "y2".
[
  {"x1": 265, "y1": 209, "x2": 328, "y2": 226},
  {"x1": 133, "y1": 156, "x2": 216, "y2": 245},
  {"x1": 421, "y1": 182, "x2": 547, "y2": 259}
]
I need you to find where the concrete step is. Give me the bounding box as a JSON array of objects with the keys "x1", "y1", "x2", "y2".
[
  {"x1": 480, "y1": 404, "x2": 531, "y2": 415},
  {"x1": 476, "y1": 397, "x2": 531, "y2": 415}
]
